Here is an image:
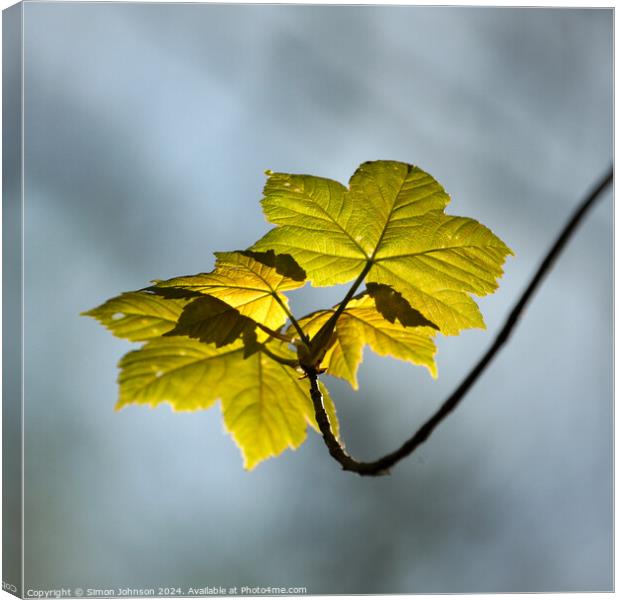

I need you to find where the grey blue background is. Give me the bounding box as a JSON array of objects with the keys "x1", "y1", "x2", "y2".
[{"x1": 19, "y1": 3, "x2": 612, "y2": 594}]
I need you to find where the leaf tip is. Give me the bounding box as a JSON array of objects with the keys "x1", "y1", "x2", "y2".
[
  {"x1": 428, "y1": 363, "x2": 439, "y2": 379},
  {"x1": 264, "y1": 169, "x2": 274, "y2": 176},
  {"x1": 242, "y1": 453, "x2": 262, "y2": 471}
]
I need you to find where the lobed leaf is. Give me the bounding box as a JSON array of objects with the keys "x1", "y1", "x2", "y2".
[
  {"x1": 85, "y1": 159, "x2": 514, "y2": 471},
  {"x1": 253, "y1": 160, "x2": 513, "y2": 334},
  {"x1": 117, "y1": 337, "x2": 337, "y2": 469}
]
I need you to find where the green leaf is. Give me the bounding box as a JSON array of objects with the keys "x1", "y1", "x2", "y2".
[
  {"x1": 117, "y1": 337, "x2": 338, "y2": 469},
  {"x1": 252, "y1": 160, "x2": 513, "y2": 334},
  {"x1": 82, "y1": 291, "x2": 189, "y2": 341},
  {"x1": 295, "y1": 290, "x2": 438, "y2": 389},
  {"x1": 85, "y1": 159, "x2": 515, "y2": 472},
  {"x1": 154, "y1": 250, "x2": 306, "y2": 330}
]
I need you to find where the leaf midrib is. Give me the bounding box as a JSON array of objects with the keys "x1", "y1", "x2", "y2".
[
  {"x1": 368, "y1": 167, "x2": 410, "y2": 262},
  {"x1": 374, "y1": 243, "x2": 509, "y2": 262}
]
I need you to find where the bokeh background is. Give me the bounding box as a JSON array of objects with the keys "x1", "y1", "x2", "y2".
[{"x1": 20, "y1": 3, "x2": 612, "y2": 594}]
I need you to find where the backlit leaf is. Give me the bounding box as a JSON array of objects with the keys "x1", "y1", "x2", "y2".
[
  {"x1": 253, "y1": 160, "x2": 513, "y2": 334},
  {"x1": 82, "y1": 291, "x2": 189, "y2": 341},
  {"x1": 295, "y1": 291, "x2": 438, "y2": 389},
  {"x1": 154, "y1": 250, "x2": 306, "y2": 330},
  {"x1": 85, "y1": 159, "x2": 513, "y2": 471},
  {"x1": 117, "y1": 337, "x2": 337, "y2": 469}
]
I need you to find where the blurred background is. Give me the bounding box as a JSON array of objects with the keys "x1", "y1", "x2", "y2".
[{"x1": 21, "y1": 3, "x2": 612, "y2": 594}]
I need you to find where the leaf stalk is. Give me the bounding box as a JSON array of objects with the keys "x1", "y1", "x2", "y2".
[
  {"x1": 259, "y1": 344, "x2": 299, "y2": 367},
  {"x1": 272, "y1": 292, "x2": 310, "y2": 346},
  {"x1": 302, "y1": 261, "x2": 374, "y2": 368}
]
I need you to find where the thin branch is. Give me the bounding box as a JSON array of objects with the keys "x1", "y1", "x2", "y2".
[{"x1": 305, "y1": 167, "x2": 613, "y2": 476}]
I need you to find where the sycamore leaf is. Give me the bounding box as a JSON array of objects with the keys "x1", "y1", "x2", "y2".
[
  {"x1": 252, "y1": 160, "x2": 513, "y2": 334},
  {"x1": 295, "y1": 290, "x2": 438, "y2": 389},
  {"x1": 154, "y1": 250, "x2": 306, "y2": 331},
  {"x1": 117, "y1": 337, "x2": 338, "y2": 469},
  {"x1": 85, "y1": 159, "x2": 515, "y2": 472},
  {"x1": 82, "y1": 291, "x2": 189, "y2": 341}
]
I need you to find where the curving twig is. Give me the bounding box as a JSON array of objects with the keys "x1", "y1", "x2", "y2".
[{"x1": 304, "y1": 167, "x2": 613, "y2": 476}]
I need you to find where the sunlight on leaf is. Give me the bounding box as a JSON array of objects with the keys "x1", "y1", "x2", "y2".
[
  {"x1": 295, "y1": 292, "x2": 438, "y2": 389},
  {"x1": 82, "y1": 291, "x2": 189, "y2": 341},
  {"x1": 154, "y1": 250, "x2": 306, "y2": 330},
  {"x1": 117, "y1": 337, "x2": 337, "y2": 469},
  {"x1": 84, "y1": 159, "x2": 513, "y2": 470},
  {"x1": 253, "y1": 160, "x2": 513, "y2": 334}
]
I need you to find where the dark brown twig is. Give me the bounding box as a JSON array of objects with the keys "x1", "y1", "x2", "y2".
[{"x1": 304, "y1": 167, "x2": 613, "y2": 476}]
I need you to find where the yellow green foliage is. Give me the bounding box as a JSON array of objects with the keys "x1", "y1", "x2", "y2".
[
  {"x1": 84, "y1": 160, "x2": 512, "y2": 469},
  {"x1": 253, "y1": 161, "x2": 513, "y2": 334}
]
